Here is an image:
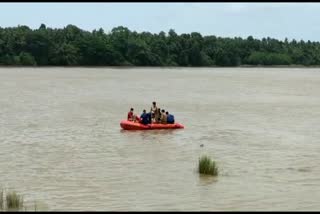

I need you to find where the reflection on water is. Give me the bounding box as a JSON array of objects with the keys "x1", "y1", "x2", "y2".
[
  {"x1": 120, "y1": 129, "x2": 180, "y2": 135},
  {"x1": 198, "y1": 174, "x2": 218, "y2": 186},
  {"x1": 0, "y1": 67, "x2": 320, "y2": 211}
]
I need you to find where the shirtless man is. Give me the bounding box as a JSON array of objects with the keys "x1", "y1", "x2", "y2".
[{"x1": 150, "y1": 101, "x2": 159, "y2": 123}]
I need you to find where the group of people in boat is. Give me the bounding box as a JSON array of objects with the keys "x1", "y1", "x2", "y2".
[{"x1": 127, "y1": 101, "x2": 175, "y2": 125}]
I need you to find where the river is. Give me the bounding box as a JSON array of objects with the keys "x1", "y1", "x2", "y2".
[{"x1": 0, "y1": 67, "x2": 319, "y2": 211}]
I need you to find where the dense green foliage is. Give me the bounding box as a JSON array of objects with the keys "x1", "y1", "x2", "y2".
[
  {"x1": 1, "y1": 24, "x2": 320, "y2": 66},
  {"x1": 199, "y1": 155, "x2": 218, "y2": 176}
]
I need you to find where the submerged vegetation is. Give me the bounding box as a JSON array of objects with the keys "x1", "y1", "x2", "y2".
[
  {"x1": 199, "y1": 155, "x2": 218, "y2": 176},
  {"x1": 0, "y1": 189, "x2": 40, "y2": 211},
  {"x1": 0, "y1": 190, "x2": 3, "y2": 210},
  {"x1": 0, "y1": 190, "x2": 24, "y2": 211},
  {"x1": 1, "y1": 24, "x2": 320, "y2": 66},
  {"x1": 5, "y1": 191, "x2": 24, "y2": 211}
]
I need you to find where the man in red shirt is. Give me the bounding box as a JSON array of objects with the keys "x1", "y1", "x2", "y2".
[
  {"x1": 127, "y1": 108, "x2": 140, "y2": 122},
  {"x1": 128, "y1": 108, "x2": 134, "y2": 121}
]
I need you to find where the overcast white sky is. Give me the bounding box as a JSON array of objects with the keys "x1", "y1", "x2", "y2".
[{"x1": 1, "y1": 3, "x2": 319, "y2": 41}]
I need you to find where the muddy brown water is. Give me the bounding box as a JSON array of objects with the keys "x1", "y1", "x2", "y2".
[{"x1": 0, "y1": 67, "x2": 319, "y2": 211}]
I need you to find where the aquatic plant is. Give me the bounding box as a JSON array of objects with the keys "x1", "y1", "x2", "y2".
[
  {"x1": 5, "y1": 191, "x2": 24, "y2": 211},
  {"x1": 198, "y1": 155, "x2": 218, "y2": 176},
  {"x1": 0, "y1": 189, "x2": 43, "y2": 211},
  {"x1": 0, "y1": 189, "x2": 3, "y2": 210}
]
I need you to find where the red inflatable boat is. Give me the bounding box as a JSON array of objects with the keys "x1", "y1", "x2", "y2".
[{"x1": 120, "y1": 120, "x2": 184, "y2": 130}]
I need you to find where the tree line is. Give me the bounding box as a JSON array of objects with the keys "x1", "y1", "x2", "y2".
[{"x1": 0, "y1": 24, "x2": 320, "y2": 66}]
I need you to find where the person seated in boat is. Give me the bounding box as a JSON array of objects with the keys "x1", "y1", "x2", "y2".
[
  {"x1": 160, "y1": 109, "x2": 167, "y2": 124},
  {"x1": 156, "y1": 108, "x2": 162, "y2": 123},
  {"x1": 166, "y1": 111, "x2": 175, "y2": 124},
  {"x1": 128, "y1": 108, "x2": 134, "y2": 121},
  {"x1": 140, "y1": 109, "x2": 151, "y2": 125},
  {"x1": 147, "y1": 112, "x2": 152, "y2": 124},
  {"x1": 128, "y1": 108, "x2": 139, "y2": 122}
]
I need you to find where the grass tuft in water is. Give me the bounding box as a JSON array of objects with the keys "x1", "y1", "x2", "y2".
[
  {"x1": 0, "y1": 189, "x2": 3, "y2": 210},
  {"x1": 6, "y1": 191, "x2": 24, "y2": 211},
  {"x1": 34, "y1": 200, "x2": 38, "y2": 211},
  {"x1": 198, "y1": 155, "x2": 218, "y2": 176}
]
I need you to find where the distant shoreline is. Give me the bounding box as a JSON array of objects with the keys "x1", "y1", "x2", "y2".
[{"x1": 2, "y1": 25, "x2": 320, "y2": 68}]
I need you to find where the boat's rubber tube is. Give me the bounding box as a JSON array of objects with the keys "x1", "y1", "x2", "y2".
[{"x1": 120, "y1": 120, "x2": 184, "y2": 130}]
